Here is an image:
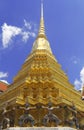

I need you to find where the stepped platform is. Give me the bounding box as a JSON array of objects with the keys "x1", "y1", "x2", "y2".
[{"x1": 6, "y1": 127, "x2": 76, "y2": 130}]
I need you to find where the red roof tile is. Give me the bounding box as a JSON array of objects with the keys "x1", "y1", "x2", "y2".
[{"x1": 0, "y1": 81, "x2": 8, "y2": 91}]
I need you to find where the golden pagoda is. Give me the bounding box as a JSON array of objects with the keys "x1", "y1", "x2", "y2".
[{"x1": 0, "y1": 1, "x2": 84, "y2": 129}]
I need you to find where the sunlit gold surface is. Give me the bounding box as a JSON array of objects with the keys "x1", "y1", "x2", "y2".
[{"x1": 0, "y1": 1, "x2": 84, "y2": 128}]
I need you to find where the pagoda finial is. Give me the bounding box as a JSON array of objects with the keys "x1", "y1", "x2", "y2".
[
  {"x1": 31, "y1": 0, "x2": 52, "y2": 54},
  {"x1": 38, "y1": 0, "x2": 46, "y2": 37},
  {"x1": 41, "y1": 0, "x2": 43, "y2": 18}
]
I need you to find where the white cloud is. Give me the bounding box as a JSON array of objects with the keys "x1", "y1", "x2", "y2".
[
  {"x1": 70, "y1": 56, "x2": 79, "y2": 65},
  {"x1": 2, "y1": 23, "x2": 22, "y2": 48},
  {"x1": 80, "y1": 67, "x2": 84, "y2": 84},
  {"x1": 30, "y1": 32, "x2": 36, "y2": 37},
  {"x1": 1, "y1": 20, "x2": 37, "y2": 48},
  {"x1": 0, "y1": 72, "x2": 8, "y2": 78},
  {"x1": 74, "y1": 67, "x2": 84, "y2": 90},
  {"x1": 0, "y1": 79, "x2": 9, "y2": 84},
  {"x1": 22, "y1": 32, "x2": 29, "y2": 42},
  {"x1": 21, "y1": 31, "x2": 36, "y2": 43},
  {"x1": 73, "y1": 60, "x2": 78, "y2": 64},
  {"x1": 74, "y1": 79, "x2": 81, "y2": 90},
  {"x1": 24, "y1": 19, "x2": 32, "y2": 30},
  {"x1": 0, "y1": 72, "x2": 9, "y2": 85}
]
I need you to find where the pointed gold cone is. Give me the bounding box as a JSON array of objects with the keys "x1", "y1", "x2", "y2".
[{"x1": 31, "y1": 0, "x2": 52, "y2": 53}]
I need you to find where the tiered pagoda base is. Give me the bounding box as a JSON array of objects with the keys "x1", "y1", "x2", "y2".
[{"x1": 7, "y1": 127, "x2": 76, "y2": 130}]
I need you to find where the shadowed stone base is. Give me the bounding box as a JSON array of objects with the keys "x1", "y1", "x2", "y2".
[{"x1": 6, "y1": 127, "x2": 76, "y2": 130}]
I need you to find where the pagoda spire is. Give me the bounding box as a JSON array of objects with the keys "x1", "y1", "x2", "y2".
[
  {"x1": 31, "y1": 0, "x2": 52, "y2": 54},
  {"x1": 41, "y1": 0, "x2": 43, "y2": 18},
  {"x1": 38, "y1": 0, "x2": 46, "y2": 38}
]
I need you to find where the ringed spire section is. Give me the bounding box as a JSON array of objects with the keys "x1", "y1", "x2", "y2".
[
  {"x1": 38, "y1": 0, "x2": 45, "y2": 37},
  {"x1": 32, "y1": 0, "x2": 52, "y2": 54}
]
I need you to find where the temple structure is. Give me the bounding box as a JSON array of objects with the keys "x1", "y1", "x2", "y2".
[{"x1": 0, "y1": 1, "x2": 84, "y2": 130}]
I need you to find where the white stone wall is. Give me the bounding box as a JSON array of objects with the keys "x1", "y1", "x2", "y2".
[{"x1": 7, "y1": 127, "x2": 76, "y2": 130}]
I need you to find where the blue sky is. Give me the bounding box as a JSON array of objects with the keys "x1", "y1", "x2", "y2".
[{"x1": 0, "y1": 0, "x2": 84, "y2": 90}]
